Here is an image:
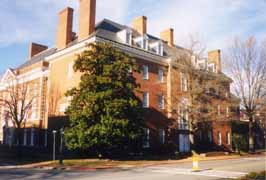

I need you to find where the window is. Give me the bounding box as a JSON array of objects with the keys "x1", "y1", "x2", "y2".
[
  {"x1": 208, "y1": 131, "x2": 212, "y2": 143},
  {"x1": 158, "y1": 68, "x2": 164, "y2": 82},
  {"x1": 217, "y1": 105, "x2": 221, "y2": 116},
  {"x1": 158, "y1": 42, "x2": 163, "y2": 56},
  {"x1": 143, "y1": 128, "x2": 150, "y2": 148},
  {"x1": 143, "y1": 92, "x2": 149, "y2": 108},
  {"x1": 208, "y1": 63, "x2": 216, "y2": 73},
  {"x1": 126, "y1": 31, "x2": 132, "y2": 45},
  {"x1": 158, "y1": 94, "x2": 164, "y2": 110},
  {"x1": 32, "y1": 84, "x2": 38, "y2": 120},
  {"x1": 159, "y1": 129, "x2": 165, "y2": 144},
  {"x1": 68, "y1": 61, "x2": 74, "y2": 79},
  {"x1": 218, "y1": 131, "x2": 222, "y2": 145},
  {"x1": 23, "y1": 129, "x2": 27, "y2": 146},
  {"x1": 30, "y1": 129, "x2": 34, "y2": 146},
  {"x1": 143, "y1": 38, "x2": 148, "y2": 50},
  {"x1": 179, "y1": 106, "x2": 189, "y2": 130},
  {"x1": 226, "y1": 132, "x2": 231, "y2": 145},
  {"x1": 226, "y1": 107, "x2": 230, "y2": 117},
  {"x1": 143, "y1": 65, "x2": 149, "y2": 80},
  {"x1": 181, "y1": 74, "x2": 188, "y2": 92}
]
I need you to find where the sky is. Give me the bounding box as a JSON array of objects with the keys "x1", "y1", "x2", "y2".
[{"x1": 0, "y1": 0, "x2": 265, "y2": 74}]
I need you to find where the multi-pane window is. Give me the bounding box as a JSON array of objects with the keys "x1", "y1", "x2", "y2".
[
  {"x1": 23, "y1": 129, "x2": 27, "y2": 146},
  {"x1": 159, "y1": 129, "x2": 165, "y2": 144},
  {"x1": 158, "y1": 68, "x2": 164, "y2": 82},
  {"x1": 181, "y1": 74, "x2": 188, "y2": 92},
  {"x1": 143, "y1": 92, "x2": 149, "y2": 108},
  {"x1": 126, "y1": 32, "x2": 132, "y2": 45},
  {"x1": 217, "y1": 105, "x2": 221, "y2": 116},
  {"x1": 218, "y1": 131, "x2": 222, "y2": 145},
  {"x1": 226, "y1": 106, "x2": 230, "y2": 117},
  {"x1": 226, "y1": 131, "x2": 231, "y2": 145},
  {"x1": 158, "y1": 94, "x2": 164, "y2": 110},
  {"x1": 68, "y1": 61, "x2": 74, "y2": 79},
  {"x1": 158, "y1": 43, "x2": 163, "y2": 56},
  {"x1": 143, "y1": 128, "x2": 150, "y2": 148},
  {"x1": 30, "y1": 128, "x2": 34, "y2": 146},
  {"x1": 143, "y1": 65, "x2": 149, "y2": 80},
  {"x1": 32, "y1": 84, "x2": 38, "y2": 120},
  {"x1": 179, "y1": 106, "x2": 189, "y2": 130}
]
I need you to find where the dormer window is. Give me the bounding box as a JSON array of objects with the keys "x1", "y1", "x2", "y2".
[
  {"x1": 134, "y1": 35, "x2": 149, "y2": 51},
  {"x1": 208, "y1": 63, "x2": 216, "y2": 73},
  {"x1": 197, "y1": 59, "x2": 207, "y2": 70},
  {"x1": 149, "y1": 41, "x2": 163, "y2": 56},
  {"x1": 126, "y1": 31, "x2": 132, "y2": 45},
  {"x1": 117, "y1": 28, "x2": 132, "y2": 45}
]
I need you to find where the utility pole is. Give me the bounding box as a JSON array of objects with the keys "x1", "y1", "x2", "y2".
[
  {"x1": 59, "y1": 128, "x2": 64, "y2": 165},
  {"x1": 52, "y1": 130, "x2": 57, "y2": 161}
]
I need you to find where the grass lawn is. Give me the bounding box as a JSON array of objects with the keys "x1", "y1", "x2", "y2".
[{"x1": 233, "y1": 171, "x2": 266, "y2": 180}]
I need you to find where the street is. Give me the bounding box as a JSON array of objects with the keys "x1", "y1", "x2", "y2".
[{"x1": 0, "y1": 156, "x2": 265, "y2": 180}]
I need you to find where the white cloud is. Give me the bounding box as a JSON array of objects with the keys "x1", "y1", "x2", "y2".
[
  {"x1": 0, "y1": 0, "x2": 265, "y2": 52},
  {"x1": 0, "y1": 0, "x2": 129, "y2": 47},
  {"x1": 138, "y1": 0, "x2": 266, "y2": 51}
]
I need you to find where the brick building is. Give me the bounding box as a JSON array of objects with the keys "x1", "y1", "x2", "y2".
[{"x1": 0, "y1": 0, "x2": 238, "y2": 152}]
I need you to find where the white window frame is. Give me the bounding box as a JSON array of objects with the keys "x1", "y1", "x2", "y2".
[
  {"x1": 218, "y1": 105, "x2": 221, "y2": 116},
  {"x1": 158, "y1": 68, "x2": 164, "y2": 82},
  {"x1": 126, "y1": 31, "x2": 132, "y2": 45},
  {"x1": 23, "y1": 129, "x2": 27, "y2": 146},
  {"x1": 226, "y1": 132, "x2": 231, "y2": 145},
  {"x1": 143, "y1": 92, "x2": 149, "y2": 108},
  {"x1": 32, "y1": 83, "x2": 38, "y2": 120},
  {"x1": 143, "y1": 65, "x2": 149, "y2": 80},
  {"x1": 143, "y1": 128, "x2": 150, "y2": 148},
  {"x1": 218, "y1": 131, "x2": 222, "y2": 146},
  {"x1": 158, "y1": 94, "x2": 164, "y2": 110},
  {"x1": 181, "y1": 73, "x2": 188, "y2": 92},
  {"x1": 159, "y1": 129, "x2": 165, "y2": 144},
  {"x1": 226, "y1": 106, "x2": 230, "y2": 117},
  {"x1": 30, "y1": 128, "x2": 34, "y2": 146},
  {"x1": 68, "y1": 61, "x2": 74, "y2": 79}
]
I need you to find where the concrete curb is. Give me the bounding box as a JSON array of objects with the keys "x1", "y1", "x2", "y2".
[{"x1": 0, "y1": 153, "x2": 264, "y2": 171}]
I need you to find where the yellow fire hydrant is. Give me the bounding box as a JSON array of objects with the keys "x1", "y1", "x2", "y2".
[{"x1": 192, "y1": 153, "x2": 200, "y2": 171}]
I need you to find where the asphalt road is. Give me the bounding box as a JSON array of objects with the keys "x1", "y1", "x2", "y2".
[{"x1": 0, "y1": 156, "x2": 265, "y2": 180}]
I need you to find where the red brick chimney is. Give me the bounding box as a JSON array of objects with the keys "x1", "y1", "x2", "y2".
[
  {"x1": 160, "y1": 28, "x2": 174, "y2": 47},
  {"x1": 132, "y1": 16, "x2": 147, "y2": 35},
  {"x1": 29, "y1": 42, "x2": 48, "y2": 59},
  {"x1": 56, "y1": 7, "x2": 74, "y2": 50},
  {"x1": 78, "y1": 0, "x2": 96, "y2": 41}
]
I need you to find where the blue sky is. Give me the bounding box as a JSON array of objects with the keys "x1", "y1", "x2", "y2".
[{"x1": 0, "y1": 0, "x2": 265, "y2": 74}]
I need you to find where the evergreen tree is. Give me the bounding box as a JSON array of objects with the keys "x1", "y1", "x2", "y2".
[{"x1": 64, "y1": 43, "x2": 144, "y2": 156}]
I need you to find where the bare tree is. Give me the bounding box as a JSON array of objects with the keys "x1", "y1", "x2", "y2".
[
  {"x1": 225, "y1": 36, "x2": 266, "y2": 151},
  {"x1": 48, "y1": 82, "x2": 62, "y2": 116},
  {"x1": 170, "y1": 36, "x2": 236, "y2": 149},
  {"x1": 0, "y1": 79, "x2": 37, "y2": 147}
]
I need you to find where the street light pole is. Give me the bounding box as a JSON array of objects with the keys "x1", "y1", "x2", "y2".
[
  {"x1": 52, "y1": 130, "x2": 57, "y2": 161},
  {"x1": 59, "y1": 128, "x2": 64, "y2": 165}
]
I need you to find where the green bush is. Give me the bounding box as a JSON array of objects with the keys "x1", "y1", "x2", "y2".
[{"x1": 232, "y1": 134, "x2": 248, "y2": 153}]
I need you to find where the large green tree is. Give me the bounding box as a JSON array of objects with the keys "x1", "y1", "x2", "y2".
[{"x1": 64, "y1": 43, "x2": 144, "y2": 156}]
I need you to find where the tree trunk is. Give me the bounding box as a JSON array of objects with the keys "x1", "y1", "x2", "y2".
[{"x1": 248, "y1": 118, "x2": 254, "y2": 152}]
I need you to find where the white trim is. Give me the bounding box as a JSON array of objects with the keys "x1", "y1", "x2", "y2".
[
  {"x1": 0, "y1": 69, "x2": 16, "y2": 83},
  {"x1": 46, "y1": 37, "x2": 96, "y2": 63}
]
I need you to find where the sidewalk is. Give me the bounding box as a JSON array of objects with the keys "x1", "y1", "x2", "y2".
[{"x1": 0, "y1": 153, "x2": 260, "y2": 171}]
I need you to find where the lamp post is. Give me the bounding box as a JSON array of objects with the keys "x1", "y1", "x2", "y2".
[
  {"x1": 59, "y1": 128, "x2": 64, "y2": 165},
  {"x1": 52, "y1": 130, "x2": 57, "y2": 161}
]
